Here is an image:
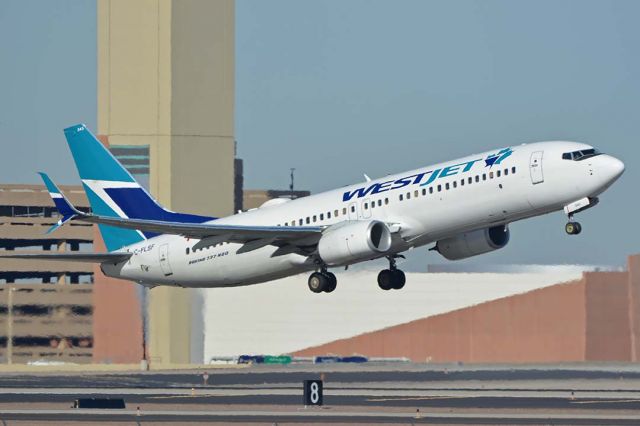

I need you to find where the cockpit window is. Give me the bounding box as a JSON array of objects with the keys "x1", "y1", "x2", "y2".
[{"x1": 562, "y1": 148, "x2": 602, "y2": 161}]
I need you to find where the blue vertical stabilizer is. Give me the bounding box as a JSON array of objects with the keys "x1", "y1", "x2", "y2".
[{"x1": 63, "y1": 124, "x2": 215, "y2": 251}]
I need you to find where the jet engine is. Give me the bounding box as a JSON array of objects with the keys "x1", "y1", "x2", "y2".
[
  {"x1": 435, "y1": 225, "x2": 510, "y2": 261},
  {"x1": 318, "y1": 220, "x2": 392, "y2": 266}
]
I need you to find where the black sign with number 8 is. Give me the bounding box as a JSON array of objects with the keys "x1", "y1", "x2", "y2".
[{"x1": 303, "y1": 380, "x2": 323, "y2": 406}]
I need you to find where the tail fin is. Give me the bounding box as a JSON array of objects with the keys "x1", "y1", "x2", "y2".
[
  {"x1": 38, "y1": 172, "x2": 80, "y2": 234},
  {"x1": 63, "y1": 124, "x2": 214, "y2": 251}
]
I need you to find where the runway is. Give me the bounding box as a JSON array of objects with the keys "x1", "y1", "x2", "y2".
[{"x1": 0, "y1": 363, "x2": 639, "y2": 424}]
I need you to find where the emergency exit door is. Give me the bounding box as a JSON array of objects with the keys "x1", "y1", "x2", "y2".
[
  {"x1": 530, "y1": 151, "x2": 544, "y2": 184},
  {"x1": 159, "y1": 244, "x2": 173, "y2": 276}
]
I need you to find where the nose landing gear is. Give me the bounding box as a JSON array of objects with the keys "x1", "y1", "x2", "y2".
[
  {"x1": 563, "y1": 197, "x2": 597, "y2": 236},
  {"x1": 377, "y1": 255, "x2": 406, "y2": 290},
  {"x1": 565, "y1": 220, "x2": 582, "y2": 235}
]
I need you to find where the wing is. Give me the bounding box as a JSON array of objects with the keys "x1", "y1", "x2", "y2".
[
  {"x1": 76, "y1": 214, "x2": 323, "y2": 242},
  {"x1": 38, "y1": 172, "x2": 323, "y2": 247},
  {"x1": 0, "y1": 252, "x2": 132, "y2": 263}
]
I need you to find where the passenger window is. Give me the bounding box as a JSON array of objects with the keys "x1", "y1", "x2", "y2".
[
  {"x1": 504, "y1": 169, "x2": 509, "y2": 176},
  {"x1": 284, "y1": 222, "x2": 288, "y2": 226},
  {"x1": 453, "y1": 181, "x2": 457, "y2": 188},
  {"x1": 414, "y1": 190, "x2": 419, "y2": 198},
  {"x1": 364, "y1": 203, "x2": 368, "y2": 210},
  {"x1": 306, "y1": 217, "x2": 310, "y2": 224},
  {"x1": 437, "y1": 184, "x2": 442, "y2": 192},
  {"x1": 460, "y1": 179, "x2": 464, "y2": 186},
  {"x1": 445, "y1": 183, "x2": 450, "y2": 190},
  {"x1": 422, "y1": 188, "x2": 426, "y2": 196},
  {"x1": 475, "y1": 176, "x2": 480, "y2": 183},
  {"x1": 406, "y1": 192, "x2": 411, "y2": 200},
  {"x1": 299, "y1": 219, "x2": 303, "y2": 226},
  {"x1": 327, "y1": 212, "x2": 331, "y2": 219},
  {"x1": 186, "y1": 248, "x2": 190, "y2": 255},
  {"x1": 399, "y1": 194, "x2": 404, "y2": 201},
  {"x1": 468, "y1": 177, "x2": 472, "y2": 184},
  {"x1": 343, "y1": 208, "x2": 347, "y2": 215},
  {"x1": 429, "y1": 187, "x2": 433, "y2": 194},
  {"x1": 371, "y1": 202, "x2": 375, "y2": 209},
  {"x1": 312, "y1": 215, "x2": 317, "y2": 222},
  {"x1": 351, "y1": 205, "x2": 355, "y2": 213},
  {"x1": 378, "y1": 200, "x2": 382, "y2": 207},
  {"x1": 320, "y1": 213, "x2": 324, "y2": 220},
  {"x1": 489, "y1": 172, "x2": 494, "y2": 179},
  {"x1": 512, "y1": 167, "x2": 516, "y2": 174},
  {"x1": 384, "y1": 198, "x2": 389, "y2": 205},
  {"x1": 497, "y1": 170, "x2": 501, "y2": 177},
  {"x1": 482, "y1": 174, "x2": 487, "y2": 181},
  {"x1": 334, "y1": 209, "x2": 339, "y2": 216}
]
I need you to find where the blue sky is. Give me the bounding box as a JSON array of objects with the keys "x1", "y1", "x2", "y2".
[{"x1": 0, "y1": 0, "x2": 638, "y2": 266}]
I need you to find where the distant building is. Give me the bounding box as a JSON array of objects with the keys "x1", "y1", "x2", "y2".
[
  {"x1": 97, "y1": 0, "x2": 236, "y2": 365},
  {"x1": 0, "y1": 184, "x2": 92, "y2": 284},
  {"x1": 0, "y1": 184, "x2": 94, "y2": 363},
  {"x1": 203, "y1": 256, "x2": 640, "y2": 363}
]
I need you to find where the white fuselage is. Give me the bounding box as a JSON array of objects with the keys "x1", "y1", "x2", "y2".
[{"x1": 102, "y1": 141, "x2": 624, "y2": 288}]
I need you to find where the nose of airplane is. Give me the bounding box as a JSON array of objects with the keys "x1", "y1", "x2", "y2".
[{"x1": 601, "y1": 155, "x2": 625, "y2": 183}]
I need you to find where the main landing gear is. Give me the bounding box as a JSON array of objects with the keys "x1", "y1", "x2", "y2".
[
  {"x1": 308, "y1": 269, "x2": 337, "y2": 293},
  {"x1": 377, "y1": 255, "x2": 406, "y2": 291}
]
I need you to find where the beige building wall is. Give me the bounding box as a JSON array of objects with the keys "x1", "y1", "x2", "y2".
[{"x1": 97, "y1": 0, "x2": 235, "y2": 364}]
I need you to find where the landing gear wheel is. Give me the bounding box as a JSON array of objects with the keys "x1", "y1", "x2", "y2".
[
  {"x1": 308, "y1": 272, "x2": 328, "y2": 293},
  {"x1": 377, "y1": 269, "x2": 393, "y2": 290},
  {"x1": 574, "y1": 222, "x2": 582, "y2": 235},
  {"x1": 565, "y1": 221, "x2": 582, "y2": 235},
  {"x1": 324, "y1": 272, "x2": 337, "y2": 293},
  {"x1": 391, "y1": 269, "x2": 406, "y2": 290},
  {"x1": 378, "y1": 269, "x2": 406, "y2": 290}
]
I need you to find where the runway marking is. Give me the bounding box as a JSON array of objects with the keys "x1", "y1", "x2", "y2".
[
  {"x1": 571, "y1": 399, "x2": 640, "y2": 404},
  {"x1": 367, "y1": 396, "x2": 465, "y2": 402},
  {"x1": 147, "y1": 394, "x2": 221, "y2": 399}
]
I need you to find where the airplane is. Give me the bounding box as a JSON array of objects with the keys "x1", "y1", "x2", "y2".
[{"x1": 1, "y1": 124, "x2": 624, "y2": 293}]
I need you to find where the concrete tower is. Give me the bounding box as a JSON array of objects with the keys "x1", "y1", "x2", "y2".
[{"x1": 97, "y1": 0, "x2": 235, "y2": 364}]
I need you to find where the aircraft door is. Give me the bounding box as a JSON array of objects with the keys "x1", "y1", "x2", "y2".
[
  {"x1": 348, "y1": 202, "x2": 358, "y2": 220},
  {"x1": 159, "y1": 243, "x2": 173, "y2": 276},
  {"x1": 361, "y1": 198, "x2": 372, "y2": 219},
  {"x1": 530, "y1": 151, "x2": 544, "y2": 184}
]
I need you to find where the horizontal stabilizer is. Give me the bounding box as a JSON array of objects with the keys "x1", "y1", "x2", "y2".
[
  {"x1": 0, "y1": 252, "x2": 132, "y2": 263},
  {"x1": 38, "y1": 172, "x2": 83, "y2": 233}
]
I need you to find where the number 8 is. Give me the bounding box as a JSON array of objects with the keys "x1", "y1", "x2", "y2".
[{"x1": 309, "y1": 382, "x2": 319, "y2": 403}]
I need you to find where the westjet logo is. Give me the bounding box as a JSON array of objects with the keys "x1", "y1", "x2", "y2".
[
  {"x1": 484, "y1": 148, "x2": 513, "y2": 168},
  {"x1": 342, "y1": 148, "x2": 514, "y2": 202}
]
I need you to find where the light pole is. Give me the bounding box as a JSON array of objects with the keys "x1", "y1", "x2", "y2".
[
  {"x1": 7, "y1": 286, "x2": 14, "y2": 365},
  {"x1": 289, "y1": 168, "x2": 295, "y2": 199}
]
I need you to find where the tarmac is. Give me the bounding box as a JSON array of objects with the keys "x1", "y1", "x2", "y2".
[{"x1": 0, "y1": 362, "x2": 639, "y2": 424}]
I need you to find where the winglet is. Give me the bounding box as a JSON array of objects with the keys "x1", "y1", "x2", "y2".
[{"x1": 38, "y1": 172, "x2": 83, "y2": 234}]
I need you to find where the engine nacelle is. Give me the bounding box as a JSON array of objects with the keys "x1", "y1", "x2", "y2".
[
  {"x1": 318, "y1": 220, "x2": 392, "y2": 266},
  {"x1": 436, "y1": 225, "x2": 510, "y2": 261}
]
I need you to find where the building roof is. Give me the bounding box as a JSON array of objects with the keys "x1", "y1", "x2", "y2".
[{"x1": 203, "y1": 269, "x2": 583, "y2": 359}]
